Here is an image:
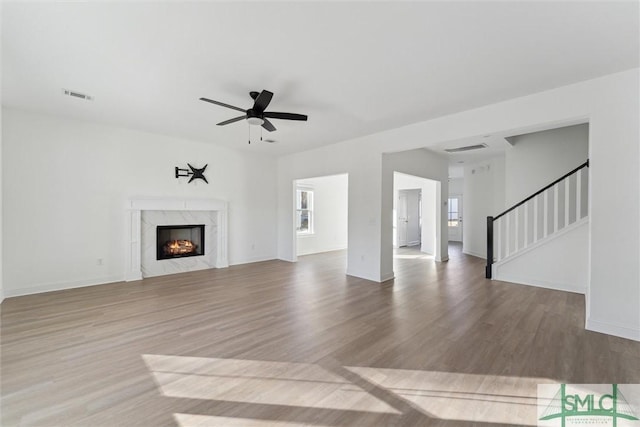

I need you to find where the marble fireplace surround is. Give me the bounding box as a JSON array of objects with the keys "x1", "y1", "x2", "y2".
[{"x1": 125, "y1": 198, "x2": 229, "y2": 281}]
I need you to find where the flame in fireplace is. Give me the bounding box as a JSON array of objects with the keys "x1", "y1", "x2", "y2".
[{"x1": 164, "y1": 239, "x2": 196, "y2": 256}]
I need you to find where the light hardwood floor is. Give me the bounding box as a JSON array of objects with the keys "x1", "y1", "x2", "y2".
[{"x1": 1, "y1": 243, "x2": 639, "y2": 426}]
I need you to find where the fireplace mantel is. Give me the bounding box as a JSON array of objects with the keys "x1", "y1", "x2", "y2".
[{"x1": 124, "y1": 198, "x2": 229, "y2": 281}]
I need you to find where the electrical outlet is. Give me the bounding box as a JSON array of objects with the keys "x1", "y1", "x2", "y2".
[{"x1": 97, "y1": 258, "x2": 103, "y2": 266}]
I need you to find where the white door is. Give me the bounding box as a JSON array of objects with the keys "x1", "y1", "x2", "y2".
[
  {"x1": 398, "y1": 189, "x2": 421, "y2": 247},
  {"x1": 448, "y1": 195, "x2": 463, "y2": 242},
  {"x1": 398, "y1": 192, "x2": 408, "y2": 247},
  {"x1": 405, "y1": 190, "x2": 421, "y2": 246}
]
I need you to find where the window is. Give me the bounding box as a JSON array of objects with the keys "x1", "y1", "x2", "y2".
[
  {"x1": 296, "y1": 188, "x2": 314, "y2": 234},
  {"x1": 448, "y1": 197, "x2": 459, "y2": 227}
]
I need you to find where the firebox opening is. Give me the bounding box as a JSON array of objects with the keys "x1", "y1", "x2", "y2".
[{"x1": 156, "y1": 224, "x2": 205, "y2": 260}]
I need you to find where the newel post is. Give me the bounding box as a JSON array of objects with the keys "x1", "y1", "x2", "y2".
[{"x1": 486, "y1": 216, "x2": 494, "y2": 279}]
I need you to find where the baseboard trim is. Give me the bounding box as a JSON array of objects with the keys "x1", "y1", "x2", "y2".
[
  {"x1": 492, "y1": 272, "x2": 585, "y2": 295},
  {"x1": 125, "y1": 271, "x2": 143, "y2": 282},
  {"x1": 229, "y1": 255, "x2": 277, "y2": 266},
  {"x1": 586, "y1": 317, "x2": 640, "y2": 342},
  {"x1": 6, "y1": 256, "x2": 279, "y2": 298},
  {"x1": 380, "y1": 271, "x2": 395, "y2": 282},
  {"x1": 4, "y1": 275, "x2": 125, "y2": 298},
  {"x1": 346, "y1": 267, "x2": 390, "y2": 283},
  {"x1": 463, "y1": 249, "x2": 485, "y2": 259},
  {"x1": 297, "y1": 245, "x2": 348, "y2": 256},
  {"x1": 346, "y1": 269, "x2": 377, "y2": 282}
]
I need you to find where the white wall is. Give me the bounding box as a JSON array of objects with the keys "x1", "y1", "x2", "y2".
[
  {"x1": 2, "y1": 108, "x2": 278, "y2": 297},
  {"x1": 462, "y1": 156, "x2": 505, "y2": 259},
  {"x1": 0, "y1": 19, "x2": 3, "y2": 304},
  {"x1": 382, "y1": 150, "x2": 448, "y2": 280},
  {"x1": 586, "y1": 70, "x2": 639, "y2": 341},
  {"x1": 448, "y1": 177, "x2": 464, "y2": 195},
  {"x1": 277, "y1": 145, "x2": 447, "y2": 282},
  {"x1": 277, "y1": 141, "x2": 381, "y2": 281},
  {"x1": 394, "y1": 172, "x2": 438, "y2": 255},
  {"x1": 0, "y1": 1, "x2": 4, "y2": 304},
  {"x1": 494, "y1": 219, "x2": 588, "y2": 294},
  {"x1": 505, "y1": 123, "x2": 589, "y2": 206},
  {"x1": 277, "y1": 69, "x2": 639, "y2": 341},
  {"x1": 296, "y1": 174, "x2": 348, "y2": 256}
]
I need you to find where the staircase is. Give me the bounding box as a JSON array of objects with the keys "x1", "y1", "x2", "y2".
[{"x1": 486, "y1": 160, "x2": 589, "y2": 290}]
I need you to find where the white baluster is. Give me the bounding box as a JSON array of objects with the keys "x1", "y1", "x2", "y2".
[
  {"x1": 554, "y1": 183, "x2": 559, "y2": 233},
  {"x1": 524, "y1": 201, "x2": 529, "y2": 248},
  {"x1": 515, "y1": 206, "x2": 519, "y2": 252},
  {"x1": 565, "y1": 177, "x2": 570, "y2": 227},
  {"x1": 497, "y1": 218, "x2": 502, "y2": 261},
  {"x1": 505, "y1": 212, "x2": 510, "y2": 257},
  {"x1": 533, "y1": 195, "x2": 539, "y2": 243},
  {"x1": 543, "y1": 190, "x2": 549, "y2": 238},
  {"x1": 584, "y1": 167, "x2": 589, "y2": 216},
  {"x1": 576, "y1": 169, "x2": 582, "y2": 220}
]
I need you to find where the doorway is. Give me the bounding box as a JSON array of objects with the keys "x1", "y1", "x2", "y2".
[
  {"x1": 294, "y1": 174, "x2": 349, "y2": 257},
  {"x1": 397, "y1": 189, "x2": 421, "y2": 247},
  {"x1": 393, "y1": 172, "x2": 439, "y2": 259},
  {"x1": 447, "y1": 195, "x2": 463, "y2": 242}
]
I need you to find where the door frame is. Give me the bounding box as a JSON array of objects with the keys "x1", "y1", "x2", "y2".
[{"x1": 447, "y1": 194, "x2": 463, "y2": 242}]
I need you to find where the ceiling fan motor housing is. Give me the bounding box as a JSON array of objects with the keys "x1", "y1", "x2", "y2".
[{"x1": 246, "y1": 109, "x2": 264, "y2": 126}]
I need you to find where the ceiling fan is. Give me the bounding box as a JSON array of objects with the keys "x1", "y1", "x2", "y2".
[{"x1": 199, "y1": 90, "x2": 308, "y2": 132}]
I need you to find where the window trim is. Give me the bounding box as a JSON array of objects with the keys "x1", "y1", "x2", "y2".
[{"x1": 296, "y1": 187, "x2": 314, "y2": 235}]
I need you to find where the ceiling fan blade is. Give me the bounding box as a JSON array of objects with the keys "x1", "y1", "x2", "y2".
[
  {"x1": 253, "y1": 90, "x2": 273, "y2": 112},
  {"x1": 217, "y1": 115, "x2": 246, "y2": 126},
  {"x1": 264, "y1": 112, "x2": 308, "y2": 121},
  {"x1": 262, "y1": 118, "x2": 276, "y2": 132},
  {"x1": 200, "y1": 97, "x2": 246, "y2": 113}
]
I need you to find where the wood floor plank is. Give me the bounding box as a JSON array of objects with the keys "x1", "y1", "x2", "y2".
[{"x1": 1, "y1": 244, "x2": 639, "y2": 426}]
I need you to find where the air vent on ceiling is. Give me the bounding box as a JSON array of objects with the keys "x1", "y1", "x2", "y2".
[
  {"x1": 444, "y1": 143, "x2": 487, "y2": 153},
  {"x1": 62, "y1": 89, "x2": 93, "y2": 101}
]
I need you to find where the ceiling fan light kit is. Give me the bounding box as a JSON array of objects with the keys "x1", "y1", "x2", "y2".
[
  {"x1": 199, "y1": 89, "x2": 308, "y2": 137},
  {"x1": 246, "y1": 116, "x2": 264, "y2": 126}
]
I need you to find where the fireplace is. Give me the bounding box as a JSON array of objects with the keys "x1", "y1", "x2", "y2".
[
  {"x1": 156, "y1": 224, "x2": 205, "y2": 260},
  {"x1": 125, "y1": 198, "x2": 228, "y2": 281}
]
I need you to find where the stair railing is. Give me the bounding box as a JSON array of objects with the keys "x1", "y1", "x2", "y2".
[{"x1": 486, "y1": 160, "x2": 589, "y2": 279}]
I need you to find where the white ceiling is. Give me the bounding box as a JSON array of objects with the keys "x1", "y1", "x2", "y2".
[{"x1": 2, "y1": 1, "x2": 638, "y2": 156}]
